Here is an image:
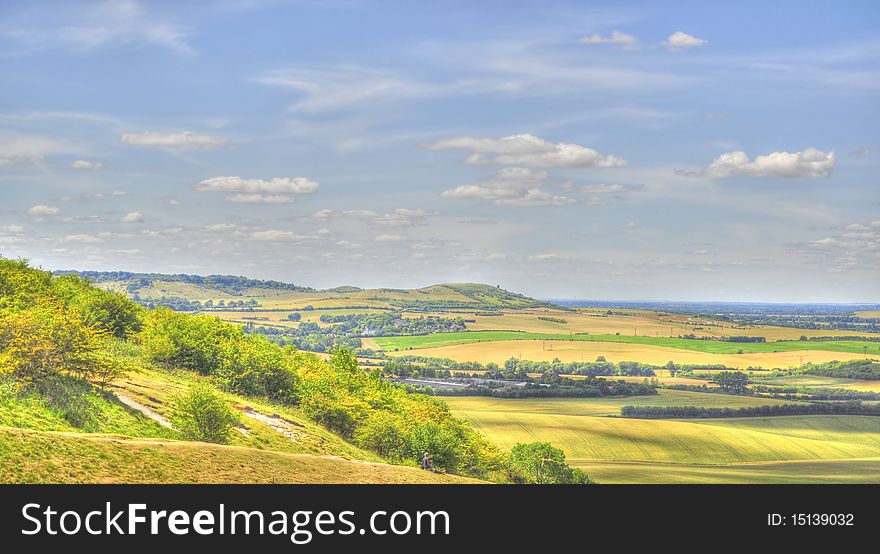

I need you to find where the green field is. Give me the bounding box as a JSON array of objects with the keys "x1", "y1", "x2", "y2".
[
  {"x1": 444, "y1": 394, "x2": 880, "y2": 482},
  {"x1": 374, "y1": 331, "x2": 880, "y2": 356},
  {"x1": 576, "y1": 459, "x2": 880, "y2": 484}
]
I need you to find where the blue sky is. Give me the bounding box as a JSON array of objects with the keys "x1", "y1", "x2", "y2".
[{"x1": 0, "y1": 0, "x2": 878, "y2": 301}]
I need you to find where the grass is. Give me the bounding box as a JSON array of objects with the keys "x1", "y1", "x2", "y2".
[
  {"x1": 576, "y1": 458, "x2": 880, "y2": 484},
  {"x1": 374, "y1": 331, "x2": 880, "y2": 355},
  {"x1": 444, "y1": 389, "x2": 800, "y2": 418},
  {"x1": 0, "y1": 427, "x2": 481, "y2": 484},
  {"x1": 384, "y1": 339, "x2": 871, "y2": 369},
  {"x1": 0, "y1": 378, "x2": 177, "y2": 439},
  {"x1": 445, "y1": 394, "x2": 880, "y2": 470}
]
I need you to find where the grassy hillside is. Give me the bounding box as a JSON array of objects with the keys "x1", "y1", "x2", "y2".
[{"x1": 0, "y1": 427, "x2": 482, "y2": 484}]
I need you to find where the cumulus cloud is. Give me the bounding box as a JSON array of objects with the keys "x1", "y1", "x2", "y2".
[
  {"x1": 441, "y1": 167, "x2": 576, "y2": 207},
  {"x1": 375, "y1": 234, "x2": 405, "y2": 242},
  {"x1": 70, "y1": 160, "x2": 102, "y2": 170},
  {"x1": 424, "y1": 133, "x2": 626, "y2": 168},
  {"x1": 27, "y1": 204, "x2": 61, "y2": 217},
  {"x1": 313, "y1": 208, "x2": 427, "y2": 227},
  {"x1": 224, "y1": 194, "x2": 295, "y2": 204},
  {"x1": 579, "y1": 30, "x2": 639, "y2": 50},
  {"x1": 804, "y1": 220, "x2": 880, "y2": 272},
  {"x1": 196, "y1": 176, "x2": 319, "y2": 196},
  {"x1": 250, "y1": 230, "x2": 307, "y2": 241},
  {"x1": 121, "y1": 131, "x2": 227, "y2": 148},
  {"x1": 121, "y1": 211, "x2": 144, "y2": 223},
  {"x1": 112, "y1": 190, "x2": 127, "y2": 197},
  {"x1": 662, "y1": 31, "x2": 707, "y2": 51},
  {"x1": 692, "y1": 148, "x2": 835, "y2": 178}
]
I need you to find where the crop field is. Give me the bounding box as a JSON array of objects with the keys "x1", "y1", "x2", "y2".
[
  {"x1": 575, "y1": 459, "x2": 880, "y2": 484},
  {"x1": 450, "y1": 309, "x2": 880, "y2": 341},
  {"x1": 374, "y1": 331, "x2": 879, "y2": 354},
  {"x1": 444, "y1": 390, "x2": 797, "y2": 418},
  {"x1": 443, "y1": 395, "x2": 880, "y2": 482},
  {"x1": 384, "y1": 339, "x2": 872, "y2": 369}
]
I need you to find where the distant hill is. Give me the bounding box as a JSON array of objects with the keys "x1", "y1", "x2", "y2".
[
  {"x1": 56, "y1": 271, "x2": 557, "y2": 311},
  {"x1": 57, "y1": 270, "x2": 316, "y2": 295}
]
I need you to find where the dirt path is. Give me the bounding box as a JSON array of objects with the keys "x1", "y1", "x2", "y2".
[
  {"x1": 241, "y1": 407, "x2": 304, "y2": 443},
  {"x1": 114, "y1": 392, "x2": 174, "y2": 429}
]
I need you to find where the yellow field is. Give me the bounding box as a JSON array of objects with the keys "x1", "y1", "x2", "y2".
[
  {"x1": 854, "y1": 310, "x2": 880, "y2": 319},
  {"x1": 388, "y1": 339, "x2": 867, "y2": 369},
  {"x1": 437, "y1": 309, "x2": 880, "y2": 341}
]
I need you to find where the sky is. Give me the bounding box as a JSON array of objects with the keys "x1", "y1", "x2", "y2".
[{"x1": 0, "y1": 0, "x2": 878, "y2": 302}]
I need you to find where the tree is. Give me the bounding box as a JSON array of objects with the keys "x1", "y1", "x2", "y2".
[
  {"x1": 171, "y1": 383, "x2": 240, "y2": 443},
  {"x1": 507, "y1": 442, "x2": 592, "y2": 484},
  {"x1": 713, "y1": 371, "x2": 750, "y2": 394}
]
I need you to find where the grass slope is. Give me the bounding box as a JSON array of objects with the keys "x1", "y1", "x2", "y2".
[{"x1": 0, "y1": 427, "x2": 481, "y2": 484}]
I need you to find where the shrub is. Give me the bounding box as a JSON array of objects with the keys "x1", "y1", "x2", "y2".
[
  {"x1": 507, "y1": 442, "x2": 593, "y2": 484},
  {"x1": 171, "y1": 383, "x2": 240, "y2": 443}
]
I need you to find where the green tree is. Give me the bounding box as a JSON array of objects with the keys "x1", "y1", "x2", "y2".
[
  {"x1": 507, "y1": 442, "x2": 592, "y2": 484},
  {"x1": 713, "y1": 371, "x2": 750, "y2": 394}
]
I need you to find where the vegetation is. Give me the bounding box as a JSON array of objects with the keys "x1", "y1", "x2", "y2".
[
  {"x1": 0, "y1": 258, "x2": 508, "y2": 481},
  {"x1": 58, "y1": 270, "x2": 315, "y2": 295},
  {"x1": 620, "y1": 402, "x2": 880, "y2": 418},
  {"x1": 171, "y1": 383, "x2": 240, "y2": 443},
  {"x1": 506, "y1": 442, "x2": 591, "y2": 484},
  {"x1": 801, "y1": 359, "x2": 880, "y2": 380}
]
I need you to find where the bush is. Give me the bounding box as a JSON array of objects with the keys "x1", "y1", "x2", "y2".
[
  {"x1": 507, "y1": 442, "x2": 592, "y2": 484},
  {"x1": 171, "y1": 384, "x2": 240, "y2": 443}
]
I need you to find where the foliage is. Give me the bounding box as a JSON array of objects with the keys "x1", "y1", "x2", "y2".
[
  {"x1": 620, "y1": 402, "x2": 880, "y2": 418},
  {"x1": 712, "y1": 371, "x2": 750, "y2": 394},
  {"x1": 800, "y1": 359, "x2": 880, "y2": 381},
  {"x1": 171, "y1": 383, "x2": 240, "y2": 443},
  {"x1": 506, "y1": 442, "x2": 592, "y2": 484}
]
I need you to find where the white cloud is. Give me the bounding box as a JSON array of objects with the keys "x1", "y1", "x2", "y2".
[
  {"x1": 441, "y1": 167, "x2": 576, "y2": 207},
  {"x1": 70, "y1": 160, "x2": 102, "y2": 170},
  {"x1": 112, "y1": 190, "x2": 127, "y2": 197},
  {"x1": 204, "y1": 223, "x2": 236, "y2": 231},
  {"x1": 121, "y1": 211, "x2": 144, "y2": 223},
  {"x1": 224, "y1": 194, "x2": 295, "y2": 204},
  {"x1": 250, "y1": 230, "x2": 306, "y2": 241},
  {"x1": 315, "y1": 208, "x2": 428, "y2": 227},
  {"x1": 1, "y1": 224, "x2": 24, "y2": 233},
  {"x1": 662, "y1": 31, "x2": 707, "y2": 51},
  {"x1": 375, "y1": 234, "x2": 405, "y2": 242},
  {"x1": 695, "y1": 148, "x2": 835, "y2": 178},
  {"x1": 196, "y1": 176, "x2": 319, "y2": 195},
  {"x1": 121, "y1": 131, "x2": 227, "y2": 148},
  {"x1": 424, "y1": 133, "x2": 626, "y2": 168},
  {"x1": 579, "y1": 31, "x2": 639, "y2": 50},
  {"x1": 27, "y1": 204, "x2": 61, "y2": 217},
  {"x1": 62, "y1": 234, "x2": 104, "y2": 244},
  {"x1": 581, "y1": 183, "x2": 642, "y2": 194}
]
